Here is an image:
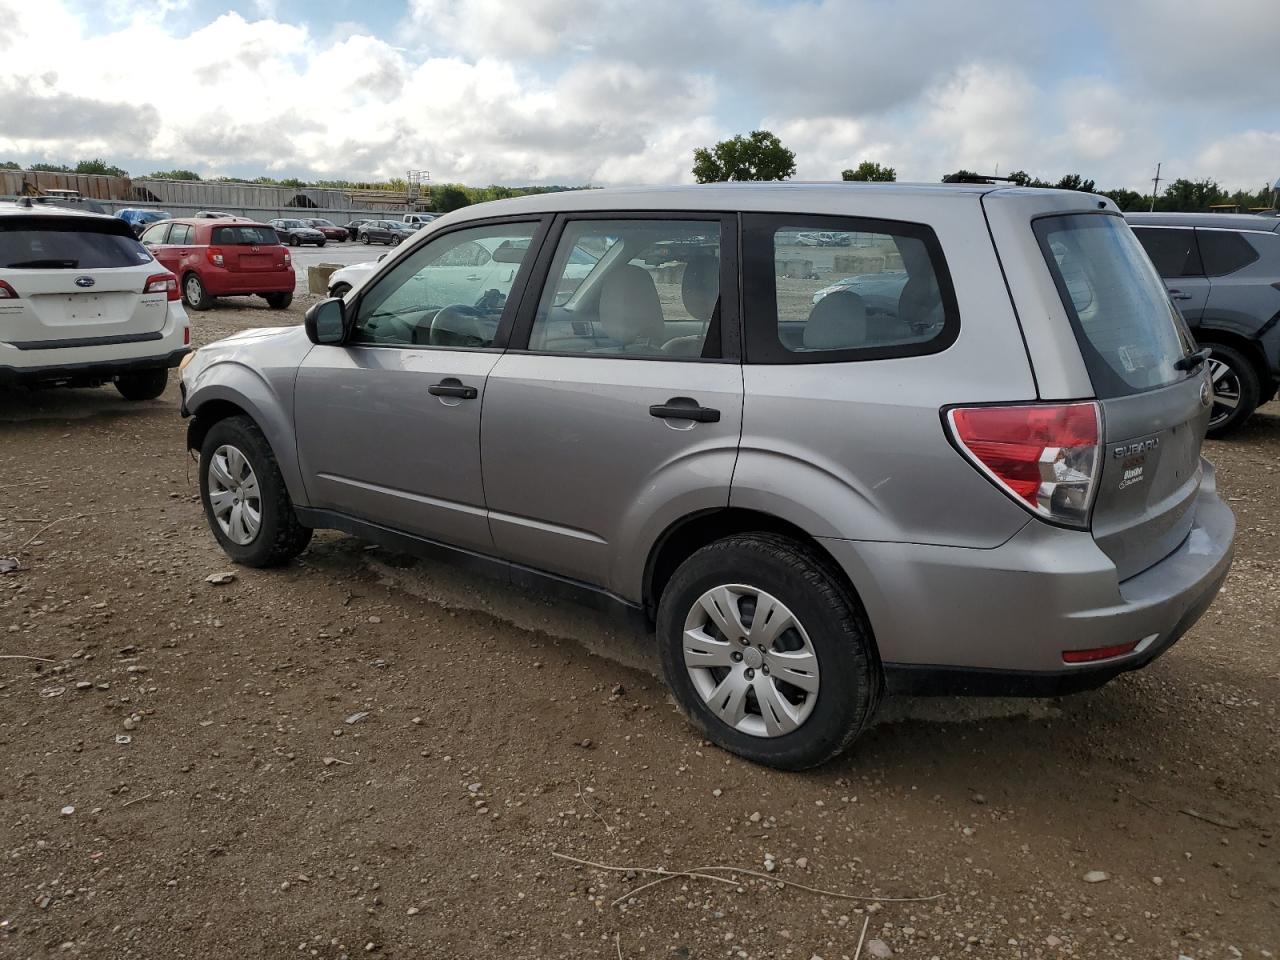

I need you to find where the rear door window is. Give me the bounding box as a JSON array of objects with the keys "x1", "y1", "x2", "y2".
[
  {"x1": 1196, "y1": 229, "x2": 1260, "y2": 277},
  {"x1": 742, "y1": 214, "x2": 959, "y2": 362},
  {"x1": 1035, "y1": 214, "x2": 1195, "y2": 397},
  {"x1": 168, "y1": 224, "x2": 193, "y2": 245},
  {"x1": 1131, "y1": 227, "x2": 1203, "y2": 279},
  {"x1": 0, "y1": 217, "x2": 154, "y2": 269}
]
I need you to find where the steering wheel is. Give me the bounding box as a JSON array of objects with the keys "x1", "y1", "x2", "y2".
[{"x1": 430, "y1": 304, "x2": 492, "y2": 347}]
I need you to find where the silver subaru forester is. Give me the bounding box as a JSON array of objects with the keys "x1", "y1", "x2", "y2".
[{"x1": 179, "y1": 183, "x2": 1235, "y2": 769}]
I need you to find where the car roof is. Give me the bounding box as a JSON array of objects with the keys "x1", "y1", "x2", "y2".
[
  {"x1": 0, "y1": 200, "x2": 120, "y2": 222},
  {"x1": 1124, "y1": 211, "x2": 1280, "y2": 233},
  {"x1": 437, "y1": 181, "x2": 1100, "y2": 225},
  {"x1": 161, "y1": 217, "x2": 274, "y2": 229}
]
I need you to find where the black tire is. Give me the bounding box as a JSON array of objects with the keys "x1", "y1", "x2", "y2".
[
  {"x1": 114, "y1": 368, "x2": 168, "y2": 401},
  {"x1": 1205, "y1": 343, "x2": 1259, "y2": 438},
  {"x1": 198, "y1": 416, "x2": 312, "y2": 567},
  {"x1": 329, "y1": 282, "x2": 352, "y2": 299},
  {"x1": 391, "y1": 236, "x2": 401, "y2": 246},
  {"x1": 656, "y1": 533, "x2": 881, "y2": 770},
  {"x1": 360, "y1": 233, "x2": 371, "y2": 245},
  {"x1": 182, "y1": 273, "x2": 212, "y2": 311},
  {"x1": 289, "y1": 235, "x2": 301, "y2": 247},
  {"x1": 317, "y1": 240, "x2": 326, "y2": 248},
  {"x1": 264, "y1": 292, "x2": 293, "y2": 310}
]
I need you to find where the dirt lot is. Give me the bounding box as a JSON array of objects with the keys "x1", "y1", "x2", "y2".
[{"x1": 1, "y1": 298, "x2": 1277, "y2": 960}]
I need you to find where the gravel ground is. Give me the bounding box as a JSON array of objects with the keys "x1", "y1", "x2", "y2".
[{"x1": 0, "y1": 298, "x2": 1277, "y2": 960}]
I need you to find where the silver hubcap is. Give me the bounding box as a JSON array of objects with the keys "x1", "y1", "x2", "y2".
[
  {"x1": 682, "y1": 585, "x2": 820, "y2": 738},
  {"x1": 207, "y1": 444, "x2": 262, "y2": 545},
  {"x1": 186, "y1": 277, "x2": 202, "y2": 304},
  {"x1": 1208, "y1": 356, "x2": 1241, "y2": 428}
]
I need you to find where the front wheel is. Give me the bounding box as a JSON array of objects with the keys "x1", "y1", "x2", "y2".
[
  {"x1": 289, "y1": 235, "x2": 301, "y2": 247},
  {"x1": 264, "y1": 292, "x2": 293, "y2": 310},
  {"x1": 657, "y1": 533, "x2": 881, "y2": 770},
  {"x1": 317, "y1": 240, "x2": 326, "y2": 247},
  {"x1": 199, "y1": 416, "x2": 313, "y2": 567},
  {"x1": 328, "y1": 282, "x2": 351, "y2": 299},
  {"x1": 183, "y1": 273, "x2": 212, "y2": 311},
  {"x1": 1205, "y1": 343, "x2": 1259, "y2": 438},
  {"x1": 115, "y1": 368, "x2": 168, "y2": 401}
]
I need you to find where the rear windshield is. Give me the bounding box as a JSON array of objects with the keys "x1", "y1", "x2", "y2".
[
  {"x1": 1035, "y1": 214, "x2": 1194, "y2": 397},
  {"x1": 212, "y1": 225, "x2": 280, "y2": 245},
  {"x1": 0, "y1": 218, "x2": 153, "y2": 269}
]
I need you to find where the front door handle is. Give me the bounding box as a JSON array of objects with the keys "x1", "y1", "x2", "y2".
[
  {"x1": 1167, "y1": 289, "x2": 1193, "y2": 301},
  {"x1": 428, "y1": 378, "x2": 478, "y2": 400},
  {"x1": 650, "y1": 397, "x2": 720, "y2": 423}
]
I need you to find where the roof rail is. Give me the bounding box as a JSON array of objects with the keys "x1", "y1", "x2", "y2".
[{"x1": 942, "y1": 173, "x2": 1016, "y2": 185}]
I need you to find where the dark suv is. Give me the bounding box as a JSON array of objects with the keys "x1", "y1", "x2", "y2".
[{"x1": 1127, "y1": 213, "x2": 1280, "y2": 435}]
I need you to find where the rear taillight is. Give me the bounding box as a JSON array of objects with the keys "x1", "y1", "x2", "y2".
[
  {"x1": 145, "y1": 273, "x2": 180, "y2": 302},
  {"x1": 946, "y1": 401, "x2": 1102, "y2": 528},
  {"x1": 207, "y1": 246, "x2": 225, "y2": 267},
  {"x1": 282, "y1": 251, "x2": 291, "y2": 266},
  {"x1": 0, "y1": 280, "x2": 17, "y2": 299}
]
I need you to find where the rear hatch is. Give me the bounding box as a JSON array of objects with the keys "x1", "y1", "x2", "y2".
[
  {"x1": 1032, "y1": 211, "x2": 1209, "y2": 580},
  {"x1": 0, "y1": 215, "x2": 166, "y2": 345},
  {"x1": 211, "y1": 224, "x2": 290, "y2": 273}
]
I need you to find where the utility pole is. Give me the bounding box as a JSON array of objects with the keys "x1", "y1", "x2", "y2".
[{"x1": 1150, "y1": 162, "x2": 1162, "y2": 212}]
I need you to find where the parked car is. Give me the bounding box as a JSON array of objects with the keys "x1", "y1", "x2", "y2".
[
  {"x1": 1126, "y1": 212, "x2": 1280, "y2": 435},
  {"x1": 140, "y1": 218, "x2": 294, "y2": 311},
  {"x1": 346, "y1": 219, "x2": 371, "y2": 241},
  {"x1": 269, "y1": 219, "x2": 327, "y2": 247},
  {"x1": 115, "y1": 208, "x2": 172, "y2": 238},
  {"x1": 357, "y1": 219, "x2": 414, "y2": 245},
  {"x1": 304, "y1": 218, "x2": 348, "y2": 243},
  {"x1": 1, "y1": 201, "x2": 189, "y2": 399},
  {"x1": 195, "y1": 211, "x2": 248, "y2": 220},
  {"x1": 181, "y1": 184, "x2": 1234, "y2": 769},
  {"x1": 403, "y1": 213, "x2": 437, "y2": 227},
  {"x1": 326, "y1": 257, "x2": 384, "y2": 298}
]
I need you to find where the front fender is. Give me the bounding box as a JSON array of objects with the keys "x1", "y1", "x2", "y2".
[{"x1": 184, "y1": 360, "x2": 307, "y2": 507}]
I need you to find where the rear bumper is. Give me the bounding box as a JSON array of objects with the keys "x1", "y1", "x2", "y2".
[
  {"x1": 0, "y1": 347, "x2": 190, "y2": 385},
  {"x1": 821, "y1": 460, "x2": 1235, "y2": 695},
  {"x1": 203, "y1": 267, "x2": 295, "y2": 296},
  {"x1": 0, "y1": 305, "x2": 190, "y2": 384}
]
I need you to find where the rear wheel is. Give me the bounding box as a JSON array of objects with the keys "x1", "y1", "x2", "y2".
[
  {"x1": 657, "y1": 533, "x2": 881, "y2": 770},
  {"x1": 114, "y1": 368, "x2": 168, "y2": 401},
  {"x1": 264, "y1": 292, "x2": 293, "y2": 310},
  {"x1": 199, "y1": 416, "x2": 312, "y2": 567},
  {"x1": 1205, "y1": 343, "x2": 1259, "y2": 437},
  {"x1": 361, "y1": 234, "x2": 371, "y2": 245},
  {"x1": 183, "y1": 273, "x2": 212, "y2": 311}
]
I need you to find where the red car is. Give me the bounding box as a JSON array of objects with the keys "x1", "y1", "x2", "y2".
[
  {"x1": 139, "y1": 219, "x2": 295, "y2": 311},
  {"x1": 304, "y1": 218, "x2": 348, "y2": 243}
]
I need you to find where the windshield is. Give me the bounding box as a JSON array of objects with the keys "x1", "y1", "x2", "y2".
[
  {"x1": 212, "y1": 225, "x2": 280, "y2": 245},
  {"x1": 308, "y1": 219, "x2": 335, "y2": 227},
  {"x1": 0, "y1": 218, "x2": 153, "y2": 269},
  {"x1": 279, "y1": 220, "x2": 304, "y2": 228},
  {"x1": 1035, "y1": 214, "x2": 1194, "y2": 398}
]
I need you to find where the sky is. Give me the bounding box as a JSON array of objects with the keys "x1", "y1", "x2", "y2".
[{"x1": 1, "y1": 0, "x2": 1277, "y2": 192}]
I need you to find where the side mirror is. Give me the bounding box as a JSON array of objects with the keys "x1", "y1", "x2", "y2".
[{"x1": 304, "y1": 298, "x2": 351, "y2": 345}]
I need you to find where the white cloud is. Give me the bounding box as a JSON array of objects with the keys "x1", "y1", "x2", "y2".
[{"x1": 0, "y1": 0, "x2": 1275, "y2": 192}]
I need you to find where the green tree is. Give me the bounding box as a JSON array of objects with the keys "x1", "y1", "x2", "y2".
[
  {"x1": 841, "y1": 161, "x2": 896, "y2": 182},
  {"x1": 74, "y1": 158, "x2": 128, "y2": 177},
  {"x1": 1157, "y1": 178, "x2": 1225, "y2": 212},
  {"x1": 693, "y1": 130, "x2": 796, "y2": 183},
  {"x1": 148, "y1": 169, "x2": 202, "y2": 181},
  {"x1": 1100, "y1": 188, "x2": 1144, "y2": 211},
  {"x1": 1054, "y1": 173, "x2": 1096, "y2": 192},
  {"x1": 432, "y1": 184, "x2": 472, "y2": 213},
  {"x1": 940, "y1": 169, "x2": 991, "y2": 183},
  {"x1": 28, "y1": 162, "x2": 72, "y2": 173},
  {"x1": 0, "y1": 160, "x2": 20, "y2": 170}
]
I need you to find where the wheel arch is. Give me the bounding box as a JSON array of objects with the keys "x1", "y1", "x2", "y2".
[{"x1": 643, "y1": 508, "x2": 872, "y2": 629}]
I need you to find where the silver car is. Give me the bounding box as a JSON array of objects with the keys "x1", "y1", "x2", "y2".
[{"x1": 179, "y1": 184, "x2": 1235, "y2": 769}]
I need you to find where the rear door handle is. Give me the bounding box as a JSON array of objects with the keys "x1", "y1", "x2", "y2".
[
  {"x1": 428, "y1": 378, "x2": 478, "y2": 400},
  {"x1": 650, "y1": 397, "x2": 720, "y2": 423}
]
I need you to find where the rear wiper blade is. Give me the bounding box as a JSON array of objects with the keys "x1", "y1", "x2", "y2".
[
  {"x1": 1174, "y1": 347, "x2": 1212, "y2": 372},
  {"x1": 6, "y1": 259, "x2": 79, "y2": 269}
]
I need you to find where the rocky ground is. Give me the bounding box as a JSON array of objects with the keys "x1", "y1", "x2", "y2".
[{"x1": 0, "y1": 297, "x2": 1277, "y2": 959}]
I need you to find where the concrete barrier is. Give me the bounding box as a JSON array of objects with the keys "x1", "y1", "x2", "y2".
[
  {"x1": 308, "y1": 264, "x2": 343, "y2": 296},
  {"x1": 775, "y1": 258, "x2": 814, "y2": 279}
]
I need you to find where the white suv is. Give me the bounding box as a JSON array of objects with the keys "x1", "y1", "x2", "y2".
[{"x1": 0, "y1": 201, "x2": 190, "y2": 400}]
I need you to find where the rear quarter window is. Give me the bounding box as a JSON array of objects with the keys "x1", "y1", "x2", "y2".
[
  {"x1": 1035, "y1": 214, "x2": 1194, "y2": 398},
  {"x1": 0, "y1": 218, "x2": 153, "y2": 269},
  {"x1": 1196, "y1": 229, "x2": 1260, "y2": 277},
  {"x1": 1131, "y1": 227, "x2": 1203, "y2": 279}
]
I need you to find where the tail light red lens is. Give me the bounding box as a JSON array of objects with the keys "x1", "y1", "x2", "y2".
[
  {"x1": 144, "y1": 273, "x2": 180, "y2": 302},
  {"x1": 0, "y1": 280, "x2": 17, "y2": 299},
  {"x1": 946, "y1": 401, "x2": 1102, "y2": 528},
  {"x1": 207, "y1": 246, "x2": 225, "y2": 267},
  {"x1": 1062, "y1": 640, "x2": 1139, "y2": 664},
  {"x1": 282, "y1": 251, "x2": 291, "y2": 266}
]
